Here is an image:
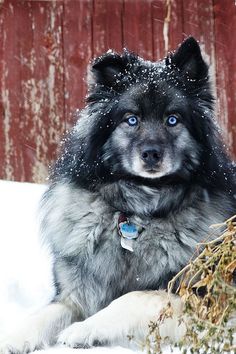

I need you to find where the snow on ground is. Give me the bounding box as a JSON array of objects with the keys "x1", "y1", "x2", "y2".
[
  {"x1": 0, "y1": 181, "x2": 53, "y2": 335},
  {"x1": 0, "y1": 180, "x2": 181, "y2": 354}
]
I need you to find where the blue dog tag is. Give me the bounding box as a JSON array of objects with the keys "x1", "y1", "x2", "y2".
[{"x1": 119, "y1": 222, "x2": 138, "y2": 240}]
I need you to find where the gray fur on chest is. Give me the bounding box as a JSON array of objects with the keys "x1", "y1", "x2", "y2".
[{"x1": 40, "y1": 183, "x2": 228, "y2": 318}]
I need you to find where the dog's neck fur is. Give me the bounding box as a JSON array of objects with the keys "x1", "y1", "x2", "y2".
[{"x1": 99, "y1": 180, "x2": 203, "y2": 217}]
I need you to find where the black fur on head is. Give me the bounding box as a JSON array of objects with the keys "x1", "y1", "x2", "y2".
[{"x1": 51, "y1": 37, "x2": 235, "y2": 201}]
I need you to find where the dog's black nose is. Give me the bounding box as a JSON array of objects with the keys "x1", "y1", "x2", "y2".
[{"x1": 141, "y1": 146, "x2": 163, "y2": 166}]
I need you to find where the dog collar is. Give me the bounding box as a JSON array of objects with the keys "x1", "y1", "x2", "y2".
[{"x1": 118, "y1": 213, "x2": 139, "y2": 252}]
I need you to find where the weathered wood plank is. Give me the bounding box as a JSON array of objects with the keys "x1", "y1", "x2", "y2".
[
  {"x1": 92, "y1": 0, "x2": 123, "y2": 57},
  {"x1": 213, "y1": 0, "x2": 236, "y2": 157},
  {"x1": 123, "y1": 0, "x2": 153, "y2": 60},
  {"x1": 0, "y1": 1, "x2": 4, "y2": 181},
  {"x1": 152, "y1": 0, "x2": 183, "y2": 60},
  {"x1": 0, "y1": 0, "x2": 23, "y2": 181},
  {"x1": 63, "y1": 0, "x2": 93, "y2": 121}
]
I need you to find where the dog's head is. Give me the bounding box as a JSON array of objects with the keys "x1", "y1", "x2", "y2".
[{"x1": 53, "y1": 37, "x2": 231, "y2": 193}]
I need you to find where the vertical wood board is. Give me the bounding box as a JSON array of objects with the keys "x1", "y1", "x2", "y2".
[{"x1": 214, "y1": 0, "x2": 236, "y2": 155}]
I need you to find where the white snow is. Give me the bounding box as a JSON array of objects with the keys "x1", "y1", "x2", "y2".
[
  {"x1": 0, "y1": 180, "x2": 180, "y2": 354},
  {"x1": 0, "y1": 181, "x2": 54, "y2": 336}
]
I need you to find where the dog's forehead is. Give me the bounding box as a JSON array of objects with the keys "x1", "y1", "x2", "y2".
[
  {"x1": 135, "y1": 58, "x2": 176, "y2": 82},
  {"x1": 138, "y1": 58, "x2": 166, "y2": 77},
  {"x1": 123, "y1": 60, "x2": 181, "y2": 95},
  {"x1": 119, "y1": 76, "x2": 187, "y2": 114}
]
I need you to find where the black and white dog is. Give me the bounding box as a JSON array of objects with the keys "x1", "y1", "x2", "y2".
[{"x1": 1, "y1": 37, "x2": 235, "y2": 353}]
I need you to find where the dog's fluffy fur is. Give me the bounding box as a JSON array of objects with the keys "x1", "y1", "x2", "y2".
[{"x1": 1, "y1": 37, "x2": 235, "y2": 353}]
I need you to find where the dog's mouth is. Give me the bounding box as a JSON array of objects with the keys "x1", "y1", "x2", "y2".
[
  {"x1": 135, "y1": 167, "x2": 170, "y2": 179},
  {"x1": 144, "y1": 168, "x2": 159, "y2": 174}
]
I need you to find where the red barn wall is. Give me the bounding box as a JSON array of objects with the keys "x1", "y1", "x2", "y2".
[{"x1": 0, "y1": 0, "x2": 235, "y2": 183}]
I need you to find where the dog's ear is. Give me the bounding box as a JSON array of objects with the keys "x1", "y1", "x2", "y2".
[
  {"x1": 89, "y1": 50, "x2": 138, "y2": 88},
  {"x1": 167, "y1": 37, "x2": 208, "y2": 80}
]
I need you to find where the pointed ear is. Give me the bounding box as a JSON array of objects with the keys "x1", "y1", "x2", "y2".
[
  {"x1": 168, "y1": 37, "x2": 208, "y2": 80},
  {"x1": 89, "y1": 50, "x2": 137, "y2": 88}
]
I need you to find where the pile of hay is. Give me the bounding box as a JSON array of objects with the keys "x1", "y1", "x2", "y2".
[{"x1": 147, "y1": 216, "x2": 236, "y2": 354}]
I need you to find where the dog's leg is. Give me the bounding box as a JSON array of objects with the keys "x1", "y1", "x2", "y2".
[
  {"x1": 58, "y1": 290, "x2": 186, "y2": 349},
  {"x1": 0, "y1": 302, "x2": 75, "y2": 354}
]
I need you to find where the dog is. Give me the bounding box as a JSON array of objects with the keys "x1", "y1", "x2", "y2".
[{"x1": 1, "y1": 37, "x2": 235, "y2": 353}]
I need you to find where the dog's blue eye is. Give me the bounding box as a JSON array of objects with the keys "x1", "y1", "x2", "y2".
[
  {"x1": 127, "y1": 116, "x2": 138, "y2": 126},
  {"x1": 166, "y1": 115, "x2": 178, "y2": 126}
]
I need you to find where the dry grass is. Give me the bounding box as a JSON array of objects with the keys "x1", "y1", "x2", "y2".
[{"x1": 146, "y1": 215, "x2": 236, "y2": 354}]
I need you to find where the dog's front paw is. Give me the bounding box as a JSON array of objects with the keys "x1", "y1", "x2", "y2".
[
  {"x1": 58, "y1": 321, "x2": 106, "y2": 349},
  {"x1": 0, "y1": 324, "x2": 46, "y2": 354},
  {"x1": 0, "y1": 336, "x2": 40, "y2": 354}
]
